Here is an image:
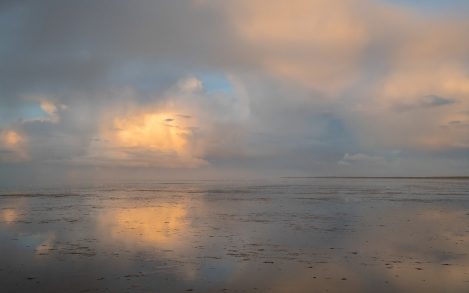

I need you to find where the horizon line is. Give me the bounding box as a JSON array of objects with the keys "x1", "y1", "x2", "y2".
[{"x1": 281, "y1": 176, "x2": 469, "y2": 179}]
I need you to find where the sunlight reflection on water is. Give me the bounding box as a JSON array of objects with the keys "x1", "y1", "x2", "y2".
[{"x1": 1, "y1": 178, "x2": 469, "y2": 292}]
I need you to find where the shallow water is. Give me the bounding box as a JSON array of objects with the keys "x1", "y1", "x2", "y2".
[{"x1": 1, "y1": 178, "x2": 469, "y2": 292}]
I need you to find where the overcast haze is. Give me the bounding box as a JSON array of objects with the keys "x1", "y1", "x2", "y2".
[{"x1": 1, "y1": 0, "x2": 469, "y2": 186}]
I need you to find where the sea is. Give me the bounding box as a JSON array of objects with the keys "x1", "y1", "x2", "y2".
[{"x1": 1, "y1": 178, "x2": 468, "y2": 292}]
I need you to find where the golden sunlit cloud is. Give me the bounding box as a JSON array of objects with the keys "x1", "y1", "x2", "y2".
[
  {"x1": 0, "y1": 130, "x2": 28, "y2": 162},
  {"x1": 38, "y1": 99, "x2": 66, "y2": 123},
  {"x1": 66, "y1": 75, "x2": 252, "y2": 169},
  {"x1": 3, "y1": 130, "x2": 22, "y2": 147},
  {"x1": 40, "y1": 100, "x2": 57, "y2": 116},
  {"x1": 92, "y1": 109, "x2": 207, "y2": 168},
  {"x1": 72, "y1": 77, "x2": 220, "y2": 168},
  {"x1": 113, "y1": 112, "x2": 190, "y2": 155},
  {"x1": 224, "y1": 0, "x2": 370, "y2": 94}
]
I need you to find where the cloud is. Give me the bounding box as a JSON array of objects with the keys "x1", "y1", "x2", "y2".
[
  {"x1": 86, "y1": 110, "x2": 206, "y2": 168},
  {"x1": 393, "y1": 95, "x2": 456, "y2": 112},
  {"x1": 0, "y1": 129, "x2": 28, "y2": 162},
  {"x1": 64, "y1": 76, "x2": 251, "y2": 168},
  {"x1": 338, "y1": 153, "x2": 387, "y2": 166},
  {"x1": 421, "y1": 95, "x2": 456, "y2": 107},
  {"x1": 219, "y1": 0, "x2": 371, "y2": 94},
  {"x1": 1, "y1": 0, "x2": 469, "y2": 181}
]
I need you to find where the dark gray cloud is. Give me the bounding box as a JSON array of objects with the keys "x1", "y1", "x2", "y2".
[
  {"x1": 394, "y1": 95, "x2": 456, "y2": 112},
  {"x1": 421, "y1": 95, "x2": 455, "y2": 107},
  {"x1": 0, "y1": 0, "x2": 250, "y2": 103}
]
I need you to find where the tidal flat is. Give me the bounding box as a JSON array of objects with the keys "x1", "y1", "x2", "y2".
[{"x1": 1, "y1": 178, "x2": 469, "y2": 292}]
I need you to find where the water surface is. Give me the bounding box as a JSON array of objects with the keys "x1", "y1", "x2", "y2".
[{"x1": 1, "y1": 178, "x2": 469, "y2": 292}]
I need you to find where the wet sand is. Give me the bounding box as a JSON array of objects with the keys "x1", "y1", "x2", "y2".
[{"x1": 1, "y1": 178, "x2": 469, "y2": 292}]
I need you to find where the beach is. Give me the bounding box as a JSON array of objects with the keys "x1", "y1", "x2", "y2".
[{"x1": 1, "y1": 178, "x2": 469, "y2": 292}]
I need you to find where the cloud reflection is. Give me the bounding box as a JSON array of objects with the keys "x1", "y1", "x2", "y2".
[
  {"x1": 99, "y1": 203, "x2": 189, "y2": 248},
  {"x1": 1, "y1": 208, "x2": 18, "y2": 224}
]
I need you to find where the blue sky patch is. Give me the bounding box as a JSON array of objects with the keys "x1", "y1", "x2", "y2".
[{"x1": 197, "y1": 72, "x2": 233, "y2": 94}]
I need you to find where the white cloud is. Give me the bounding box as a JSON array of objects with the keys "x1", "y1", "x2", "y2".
[{"x1": 339, "y1": 153, "x2": 387, "y2": 166}]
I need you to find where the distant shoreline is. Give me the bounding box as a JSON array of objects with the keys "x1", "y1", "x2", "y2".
[{"x1": 282, "y1": 176, "x2": 469, "y2": 180}]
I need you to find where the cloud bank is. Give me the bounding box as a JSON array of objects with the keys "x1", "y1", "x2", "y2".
[{"x1": 1, "y1": 0, "x2": 469, "y2": 184}]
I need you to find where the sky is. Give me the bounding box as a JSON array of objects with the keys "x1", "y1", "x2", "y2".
[{"x1": 1, "y1": 0, "x2": 469, "y2": 186}]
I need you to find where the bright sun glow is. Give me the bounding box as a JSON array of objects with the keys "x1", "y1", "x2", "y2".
[{"x1": 113, "y1": 112, "x2": 190, "y2": 155}]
